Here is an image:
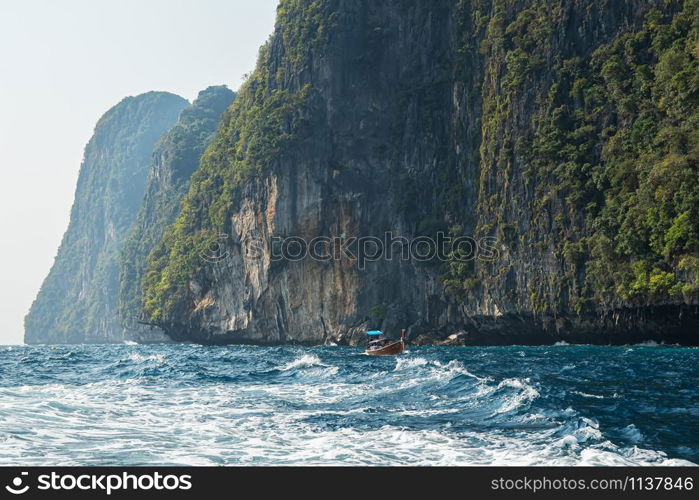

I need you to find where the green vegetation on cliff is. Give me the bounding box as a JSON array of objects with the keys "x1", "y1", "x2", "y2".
[
  {"x1": 25, "y1": 92, "x2": 187, "y2": 343},
  {"x1": 445, "y1": 0, "x2": 699, "y2": 313},
  {"x1": 118, "y1": 86, "x2": 236, "y2": 334},
  {"x1": 142, "y1": 26, "x2": 315, "y2": 323}
]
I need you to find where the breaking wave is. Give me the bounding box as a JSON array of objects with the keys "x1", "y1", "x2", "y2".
[{"x1": 280, "y1": 353, "x2": 324, "y2": 371}]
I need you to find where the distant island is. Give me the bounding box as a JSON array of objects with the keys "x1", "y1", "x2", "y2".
[{"x1": 26, "y1": 0, "x2": 698, "y2": 346}]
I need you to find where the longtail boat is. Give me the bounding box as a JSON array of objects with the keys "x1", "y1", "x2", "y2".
[{"x1": 364, "y1": 329, "x2": 405, "y2": 356}]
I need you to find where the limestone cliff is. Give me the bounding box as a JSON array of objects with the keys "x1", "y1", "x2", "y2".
[
  {"x1": 25, "y1": 92, "x2": 187, "y2": 344},
  {"x1": 142, "y1": 0, "x2": 699, "y2": 345},
  {"x1": 118, "y1": 86, "x2": 236, "y2": 342}
]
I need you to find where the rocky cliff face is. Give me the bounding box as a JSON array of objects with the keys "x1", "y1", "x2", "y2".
[
  {"x1": 25, "y1": 92, "x2": 187, "y2": 344},
  {"x1": 142, "y1": 0, "x2": 699, "y2": 346},
  {"x1": 118, "y1": 86, "x2": 236, "y2": 342}
]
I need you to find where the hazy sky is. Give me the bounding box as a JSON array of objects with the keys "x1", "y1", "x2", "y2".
[{"x1": 0, "y1": 0, "x2": 278, "y2": 344}]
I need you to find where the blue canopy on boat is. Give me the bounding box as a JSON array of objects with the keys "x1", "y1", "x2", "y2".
[{"x1": 365, "y1": 330, "x2": 383, "y2": 335}]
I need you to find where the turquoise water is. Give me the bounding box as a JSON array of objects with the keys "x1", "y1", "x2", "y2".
[{"x1": 0, "y1": 344, "x2": 697, "y2": 465}]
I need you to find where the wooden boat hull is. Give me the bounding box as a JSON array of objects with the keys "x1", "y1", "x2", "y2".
[{"x1": 364, "y1": 340, "x2": 404, "y2": 356}]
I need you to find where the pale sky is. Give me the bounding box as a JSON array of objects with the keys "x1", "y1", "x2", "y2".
[{"x1": 0, "y1": 0, "x2": 279, "y2": 344}]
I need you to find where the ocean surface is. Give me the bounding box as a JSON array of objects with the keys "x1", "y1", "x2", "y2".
[{"x1": 0, "y1": 343, "x2": 697, "y2": 466}]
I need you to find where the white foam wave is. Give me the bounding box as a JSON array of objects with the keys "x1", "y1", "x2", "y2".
[
  {"x1": 493, "y1": 378, "x2": 540, "y2": 414},
  {"x1": 280, "y1": 354, "x2": 323, "y2": 371},
  {"x1": 128, "y1": 353, "x2": 165, "y2": 364},
  {"x1": 394, "y1": 357, "x2": 428, "y2": 371},
  {"x1": 635, "y1": 340, "x2": 661, "y2": 347},
  {"x1": 571, "y1": 390, "x2": 606, "y2": 399},
  {"x1": 433, "y1": 359, "x2": 485, "y2": 381},
  {"x1": 620, "y1": 424, "x2": 645, "y2": 444},
  {"x1": 386, "y1": 358, "x2": 484, "y2": 395},
  {"x1": 278, "y1": 354, "x2": 339, "y2": 376}
]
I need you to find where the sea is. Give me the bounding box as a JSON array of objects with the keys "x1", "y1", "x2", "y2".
[{"x1": 0, "y1": 343, "x2": 697, "y2": 466}]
